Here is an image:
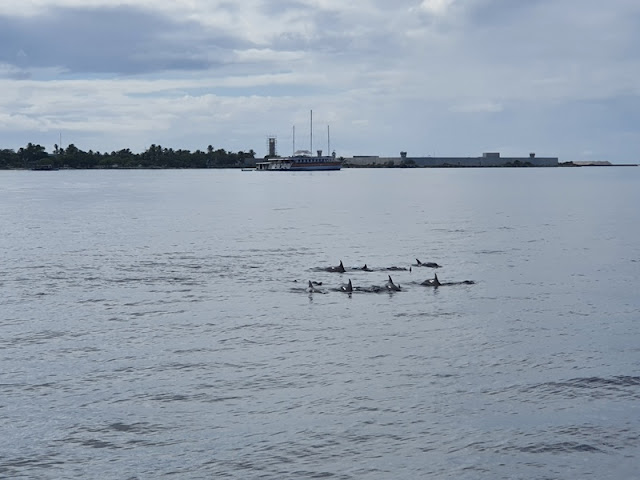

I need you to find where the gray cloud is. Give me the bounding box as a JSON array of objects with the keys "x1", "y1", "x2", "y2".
[
  {"x1": 464, "y1": 0, "x2": 640, "y2": 60},
  {"x1": 259, "y1": 0, "x2": 308, "y2": 16},
  {"x1": 267, "y1": 5, "x2": 409, "y2": 63},
  {"x1": 0, "y1": 63, "x2": 31, "y2": 80},
  {"x1": 0, "y1": 5, "x2": 253, "y2": 75}
]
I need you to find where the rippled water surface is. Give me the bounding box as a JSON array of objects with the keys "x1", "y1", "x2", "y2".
[{"x1": 1, "y1": 167, "x2": 639, "y2": 479}]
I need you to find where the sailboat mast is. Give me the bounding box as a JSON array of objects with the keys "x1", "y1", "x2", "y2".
[
  {"x1": 327, "y1": 125, "x2": 330, "y2": 156},
  {"x1": 310, "y1": 110, "x2": 313, "y2": 153},
  {"x1": 292, "y1": 125, "x2": 295, "y2": 155}
]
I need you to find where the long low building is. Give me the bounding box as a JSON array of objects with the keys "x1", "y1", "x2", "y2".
[{"x1": 344, "y1": 152, "x2": 559, "y2": 167}]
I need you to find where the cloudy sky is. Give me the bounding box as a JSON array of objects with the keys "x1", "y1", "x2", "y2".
[{"x1": 1, "y1": 0, "x2": 639, "y2": 162}]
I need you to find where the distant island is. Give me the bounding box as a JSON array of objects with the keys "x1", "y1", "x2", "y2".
[
  {"x1": 0, "y1": 143, "x2": 256, "y2": 170},
  {"x1": 1, "y1": 143, "x2": 636, "y2": 170}
]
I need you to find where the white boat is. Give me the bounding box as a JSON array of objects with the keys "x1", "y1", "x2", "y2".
[
  {"x1": 255, "y1": 150, "x2": 342, "y2": 171},
  {"x1": 255, "y1": 110, "x2": 342, "y2": 171}
]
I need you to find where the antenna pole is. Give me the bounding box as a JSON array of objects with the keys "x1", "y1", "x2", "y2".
[{"x1": 310, "y1": 110, "x2": 313, "y2": 153}]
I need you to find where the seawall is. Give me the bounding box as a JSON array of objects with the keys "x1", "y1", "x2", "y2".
[{"x1": 344, "y1": 152, "x2": 559, "y2": 167}]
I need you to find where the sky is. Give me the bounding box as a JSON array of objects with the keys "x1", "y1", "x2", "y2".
[{"x1": 1, "y1": 0, "x2": 639, "y2": 162}]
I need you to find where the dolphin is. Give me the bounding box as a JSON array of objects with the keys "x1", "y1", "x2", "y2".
[
  {"x1": 360, "y1": 264, "x2": 373, "y2": 272},
  {"x1": 421, "y1": 274, "x2": 475, "y2": 286},
  {"x1": 414, "y1": 258, "x2": 442, "y2": 268},
  {"x1": 326, "y1": 260, "x2": 346, "y2": 273},
  {"x1": 421, "y1": 273, "x2": 441, "y2": 287},
  {"x1": 340, "y1": 279, "x2": 353, "y2": 293},
  {"x1": 354, "y1": 284, "x2": 384, "y2": 293},
  {"x1": 385, "y1": 275, "x2": 401, "y2": 291},
  {"x1": 307, "y1": 281, "x2": 326, "y2": 294}
]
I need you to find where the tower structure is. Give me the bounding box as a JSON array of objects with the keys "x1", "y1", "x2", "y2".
[{"x1": 267, "y1": 136, "x2": 277, "y2": 157}]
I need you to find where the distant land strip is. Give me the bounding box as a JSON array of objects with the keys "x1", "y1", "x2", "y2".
[{"x1": 1, "y1": 143, "x2": 636, "y2": 169}]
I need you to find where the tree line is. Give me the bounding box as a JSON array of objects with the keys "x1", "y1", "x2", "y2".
[{"x1": 0, "y1": 143, "x2": 256, "y2": 169}]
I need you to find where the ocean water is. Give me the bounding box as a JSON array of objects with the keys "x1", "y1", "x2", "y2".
[{"x1": 1, "y1": 167, "x2": 638, "y2": 479}]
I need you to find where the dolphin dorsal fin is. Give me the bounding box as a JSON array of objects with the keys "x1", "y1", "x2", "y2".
[
  {"x1": 434, "y1": 273, "x2": 440, "y2": 285},
  {"x1": 348, "y1": 279, "x2": 352, "y2": 291},
  {"x1": 416, "y1": 258, "x2": 422, "y2": 265},
  {"x1": 308, "y1": 281, "x2": 313, "y2": 288}
]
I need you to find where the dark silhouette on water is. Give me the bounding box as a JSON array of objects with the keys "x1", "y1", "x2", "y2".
[
  {"x1": 421, "y1": 273, "x2": 475, "y2": 287},
  {"x1": 325, "y1": 260, "x2": 346, "y2": 273},
  {"x1": 385, "y1": 275, "x2": 402, "y2": 292},
  {"x1": 340, "y1": 279, "x2": 353, "y2": 293},
  {"x1": 414, "y1": 258, "x2": 442, "y2": 268},
  {"x1": 421, "y1": 273, "x2": 441, "y2": 287},
  {"x1": 307, "y1": 281, "x2": 326, "y2": 294}
]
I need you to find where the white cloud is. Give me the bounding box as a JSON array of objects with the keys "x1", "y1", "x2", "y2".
[{"x1": 418, "y1": 0, "x2": 456, "y2": 16}]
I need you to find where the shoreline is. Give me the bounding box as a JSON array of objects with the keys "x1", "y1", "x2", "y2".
[{"x1": 2, "y1": 163, "x2": 637, "y2": 171}]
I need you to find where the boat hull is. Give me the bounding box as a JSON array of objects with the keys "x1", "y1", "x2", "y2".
[
  {"x1": 289, "y1": 163, "x2": 341, "y2": 171},
  {"x1": 255, "y1": 156, "x2": 342, "y2": 171}
]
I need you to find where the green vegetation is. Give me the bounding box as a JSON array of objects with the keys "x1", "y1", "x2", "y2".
[{"x1": 0, "y1": 143, "x2": 256, "y2": 169}]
